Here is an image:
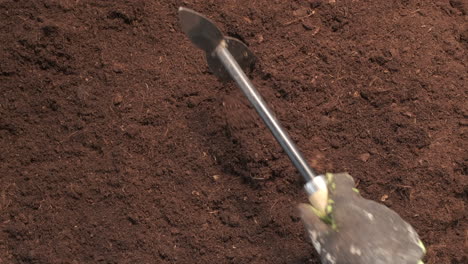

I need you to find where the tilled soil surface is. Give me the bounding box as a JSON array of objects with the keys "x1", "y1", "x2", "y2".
[{"x1": 1, "y1": 0, "x2": 467, "y2": 263}]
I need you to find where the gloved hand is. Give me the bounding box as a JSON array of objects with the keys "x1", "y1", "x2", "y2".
[{"x1": 298, "y1": 173, "x2": 426, "y2": 264}]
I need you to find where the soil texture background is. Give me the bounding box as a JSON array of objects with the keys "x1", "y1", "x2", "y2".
[{"x1": 0, "y1": 0, "x2": 467, "y2": 263}]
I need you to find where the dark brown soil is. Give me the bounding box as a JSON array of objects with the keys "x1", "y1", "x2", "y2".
[{"x1": 1, "y1": 1, "x2": 467, "y2": 263}]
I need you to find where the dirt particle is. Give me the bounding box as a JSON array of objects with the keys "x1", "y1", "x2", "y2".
[
  {"x1": 293, "y1": 7, "x2": 309, "y2": 17},
  {"x1": 41, "y1": 25, "x2": 59, "y2": 37},
  {"x1": 108, "y1": 10, "x2": 134, "y2": 24},
  {"x1": 123, "y1": 124, "x2": 140, "y2": 138},
  {"x1": 359, "y1": 153, "x2": 371, "y2": 162},
  {"x1": 48, "y1": 100, "x2": 59, "y2": 111},
  {"x1": 113, "y1": 93, "x2": 123, "y2": 105},
  {"x1": 256, "y1": 34, "x2": 264, "y2": 43},
  {"x1": 402, "y1": 111, "x2": 414, "y2": 118},
  {"x1": 111, "y1": 62, "x2": 125, "y2": 73},
  {"x1": 329, "y1": 138, "x2": 341, "y2": 149},
  {"x1": 385, "y1": 61, "x2": 399, "y2": 72},
  {"x1": 127, "y1": 215, "x2": 139, "y2": 225},
  {"x1": 460, "y1": 30, "x2": 468, "y2": 45},
  {"x1": 302, "y1": 20, "x2": 316, "y2": 30},
  {"x1": 449, "y1": 0, "x2": 467, "y2": 15},
  {"x1": 155, "y1": 168, "x2": 164, "y2": 176},
  {"x1": 309, "y1": 0, "x2": 324, "y2": 8},
  {"x1": 459, "y1": 119, "x2": 468, "y2": 126},
  {"x1": 369, "y1": 56, "x2": 388, "y2": 66},
  {"x1": 380, "y1": 194, "x2": 389, "y2": 202},
  {"x1": 221, "y1": 213, "x2": 240, "y2": 227}
]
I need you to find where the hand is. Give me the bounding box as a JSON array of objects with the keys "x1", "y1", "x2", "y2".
[{"x1": 298, "y1": 173, "x2": 426, "y2": 264}]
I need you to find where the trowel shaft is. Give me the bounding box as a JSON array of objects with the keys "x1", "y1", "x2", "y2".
[{"x1": 214, "y1": 43, "x2": 317, "y2": 182}]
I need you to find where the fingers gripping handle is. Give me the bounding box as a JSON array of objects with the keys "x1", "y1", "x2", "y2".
[{"x1": 305, "y1": 175, "x2": 328, "y2": 214}]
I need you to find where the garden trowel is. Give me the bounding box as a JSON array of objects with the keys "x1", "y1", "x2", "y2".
[{"x1": 178, "y1": 7, "x2": 426, "y2": 264}]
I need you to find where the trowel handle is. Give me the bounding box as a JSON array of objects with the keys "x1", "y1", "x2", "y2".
[
  {"x1": 178, "y1": 7, "x2": 328, "y2": 212},
  {"x1": 214, "y1": 42, "x2": 318, "y2": 182},
  {"x1": 214, "y1": 42, "x2": 328, "y2": 212}
]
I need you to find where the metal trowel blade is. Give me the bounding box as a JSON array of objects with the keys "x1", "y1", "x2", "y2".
[
  {"x1": 179, "y1": 7, "x2": 256, "y2": 81},
  {"x1": 178, "y1": 7, "x2": 224, "y2": 53}
]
